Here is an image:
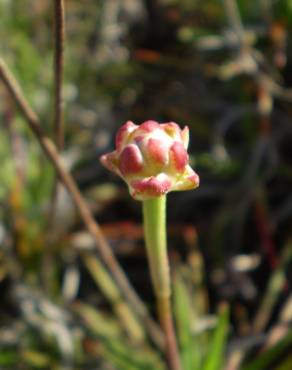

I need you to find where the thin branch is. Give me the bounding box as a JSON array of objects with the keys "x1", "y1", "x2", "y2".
[
  {"x1": 48, "y1": 0, "x2": 66, "y2": 241},
  {"x1": 0, "y1": 57, "x2": 163, "y2": 349},
  {"x1": 53, "y1": 0, "x2": 65, "y2": 149}
]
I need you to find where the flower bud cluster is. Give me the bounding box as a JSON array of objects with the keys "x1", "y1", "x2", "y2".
[{"x1": 100, "y1": 120, "x2": 199, "y2": 200}]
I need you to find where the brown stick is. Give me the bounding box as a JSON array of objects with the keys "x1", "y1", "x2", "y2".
[
  {"x1": 0, "y1": 57, "x2": 163, "y2": 349},
  {"x1": 53, "y1": 0, "x2": 65, "y2": 149},
  {"x1": 48, "y1": 0, "x2": 66, "y2": 227}
]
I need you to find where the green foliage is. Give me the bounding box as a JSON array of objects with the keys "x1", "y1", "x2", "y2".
[
  {"x1": 242, "y1": 330, "x2": 292, "y2": 370},
  {"x1": 202, "y1": 304, "x2": 229, "y2": 370},
  {"x1": 174, "y1": 272, "x2": 203, "y2": 370}
]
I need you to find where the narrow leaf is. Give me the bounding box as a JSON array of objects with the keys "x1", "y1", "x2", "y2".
[{"x1": 202, "y1": 303, "x2": 229, "y2": 370}]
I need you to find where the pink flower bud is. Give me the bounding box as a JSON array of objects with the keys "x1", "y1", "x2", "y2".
[{"x1": 100, "y1": 120, "x2": 199, "y2": 200}]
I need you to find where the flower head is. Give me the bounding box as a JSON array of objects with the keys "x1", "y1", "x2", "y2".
[{"x1": 100, "y1": 120, "x2": 199, "y2": 200}]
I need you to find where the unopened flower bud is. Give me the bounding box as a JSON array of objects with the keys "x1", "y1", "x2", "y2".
[{"x1": 100, "y1": 120, "x2": 199, "y2": 200}]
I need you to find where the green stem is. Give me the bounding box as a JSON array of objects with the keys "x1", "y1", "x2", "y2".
[{"x1": 143, "y1": 195, "x2": 182, "y2": 370}]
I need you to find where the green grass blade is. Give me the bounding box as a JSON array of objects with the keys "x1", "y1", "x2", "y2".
[
  {"x1": 202, "y1": 303, "x2": 229, "y2": 370},
  {"x1": 173, "y1": 272, "x2": 201, "y2": 370},
  {"x1": 242, "y1": 330, "x2": 292, "y2": 370},
  {"x1": 275, "y1": 355, "x2": 292, "y2": 370},
  {"x1": 75, "y1": 302, "x2": 164, "y2": 370}
]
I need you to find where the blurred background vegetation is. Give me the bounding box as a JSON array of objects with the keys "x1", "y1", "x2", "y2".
[{"x1": 1, "y1": 0, "x2": 292, "y2": 369}]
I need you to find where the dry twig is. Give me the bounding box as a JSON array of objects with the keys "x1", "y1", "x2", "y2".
[{"x1": 53, "y1": 0, "x2": 65, "y2": 149}]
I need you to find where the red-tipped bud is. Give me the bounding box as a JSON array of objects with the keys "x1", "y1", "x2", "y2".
[
  {"x1": 169, "y1": 141, "x2": 188, "y2": 173},
  {"x1": 100, "y1": 120, "x2": 199, "y2": 200},
  {"x1": 119, "y1": 144, "x2": 144, "y2": 176}
]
